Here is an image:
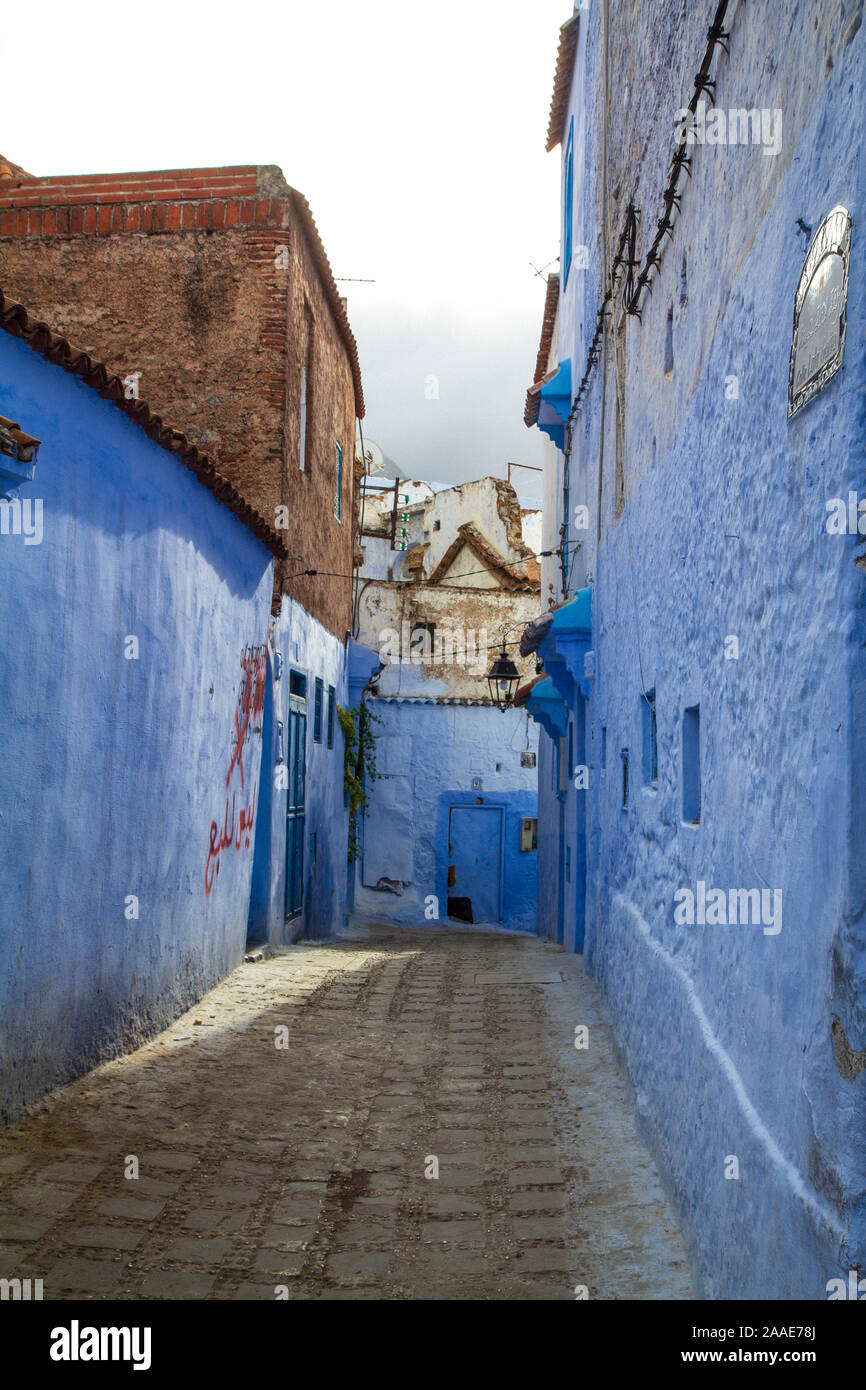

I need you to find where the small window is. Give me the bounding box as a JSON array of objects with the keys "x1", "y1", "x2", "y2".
[
  {"x1": 682, "y1": 705, "x2": 701, "y2": 824},
  {"x1": 621, "y1": 747, "x2": 630, "y2": 809},
  {"x1": 642, "y1": 690, "x2": 658, "y2": 786},
  {"x1": 327, "y1": 685, "x2": 335, "y2": 749},
  {"x1": 601, "y1": 725, "x2": 607, "y2": 770},
  {"x1": 290, "y1": 670, "x2": 307, "y2": 701},
  {"x1": 334, "y1": 442, "x2": 343, "y2": 522},
  {"x1": 299, "y1": 363, "x2": 308, "y2": 470},
  {"x1": 299, "y1": 309, "x2": 312, "y2": 471},
  {"x1": 313, "y1": 678, "x2": 323, "y2": 743},
  {"x1": 432, "y1": 519, "x2": 441, "y2": 531},
  {"x1": 410, "y1": 622, "x2": 434, "y2": 659}
]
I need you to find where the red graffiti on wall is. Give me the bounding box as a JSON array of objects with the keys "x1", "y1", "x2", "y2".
[{"x1": 205, "y1": 643, "x2": 268, "y2": 896}]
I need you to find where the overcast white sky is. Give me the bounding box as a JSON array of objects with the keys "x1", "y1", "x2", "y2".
[{"x1": 4, "y1": 0, "x2": 569, "y2": 498}]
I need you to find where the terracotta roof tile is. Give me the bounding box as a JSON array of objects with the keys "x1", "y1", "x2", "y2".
[
  {"x1": 513, "y1": 673, "x2": 546, "y2": 706},
  {"x1": 546, "y1": 14, "x2": 580, "y2": 153},
  {"x1": 0, "y1": 287, "x2": 288, "y2": 559},
  {"x1": 524, "y1": 273, "x2": 560, "y2": 427},
  {"x1": 287, "y1": 186, "x2": 364, "y2": 419},
  {"x1": 0, "y1": 154, "x2": 31, "y2": 181},
  {"x1": 371, "y1": 695, "x2": 501, "y2": 706}
]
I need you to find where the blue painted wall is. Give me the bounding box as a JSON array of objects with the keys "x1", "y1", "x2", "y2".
[
  {"x1": 352, "y1": 701, "x2": 538, "y2": 932},
  {"x1": 0, "y1": 330, "x2": 274, "y2": 1121},
  {"x1": 536, "y1": 732, "x2": 563, "y2": 942},
  {"x1": 529, "y1": 1, "x2": 866, "y2": 1298},
  {"x1": 248, "y1": 595, "x2": 353, "y2": 945}
]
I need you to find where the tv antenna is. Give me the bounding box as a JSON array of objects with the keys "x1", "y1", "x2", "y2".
[{"x1": 529, "y1": 256, "x2": 560, "y2": 279}]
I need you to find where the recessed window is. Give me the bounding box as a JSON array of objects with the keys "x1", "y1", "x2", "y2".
[
  {"x1": 313, "y1": 678, "x2": 323, "y2": 743},
  {"x1": 621, "y1": 747, "x2": 630, "y2": 809},
  {"x1": 432, "y1": 519, "x2": 441, "y2": 531},
  {"x1": 664, "y1": 304, "x2": 674, "y2": 377},
  {"x1": 299, "y1": 309, "x2": 312, "y2": 472},
  {"x1": 334, "y1": 442, "x2": 343, "y2": 522},
  {"x1": 682, "y1": 705, "x2": 701, "y2": 824},
  {"x1": 563, "y1": 116, "x2": 575, "y2": 287},
  {"x1": 642, "y1": 690, "x2": 658, "y2": 786},
  {"x1": 327, "y1": 685, "x2": 335, "y2": 749},
  {"x1": 289, "y1": 670, "x2": 307, "y2": 701},
  {"x1": 601, "y1": 725, "x2": 607, "y2": 770},
  {"x1": 410, "y1": 622, "x2": 434, "y2": 659}
]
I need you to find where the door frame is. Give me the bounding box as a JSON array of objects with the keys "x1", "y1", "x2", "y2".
[
  {"x1": 285, "y1": 676, "x2": 307, "y2": 922},
  {"x1": 447, "y1": 803, "x2": 505, "y2": 923}
]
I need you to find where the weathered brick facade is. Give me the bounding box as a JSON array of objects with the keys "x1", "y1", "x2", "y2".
[{"x1": 0, "y1": 164, "x2": 363, "y2": 635}]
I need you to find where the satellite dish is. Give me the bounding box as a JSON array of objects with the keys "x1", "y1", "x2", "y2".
[{"x1": 355, "y1": 437, "x2": 386, "y2": 475}]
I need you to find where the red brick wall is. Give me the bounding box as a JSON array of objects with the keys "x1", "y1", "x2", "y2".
[{"x1": 0, "y1": 165, "x2": 359, "y2": 636}]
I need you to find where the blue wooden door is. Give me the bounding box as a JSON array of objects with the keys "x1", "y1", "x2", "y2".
[
  {"x1": 448, "y1": 806, "x2": 503, "y2": 923},
  {"x1": 285, "y1": 698, "x2": 306, "y2": 920}
]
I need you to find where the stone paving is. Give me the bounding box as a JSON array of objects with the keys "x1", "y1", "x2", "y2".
[{"x1": 0, "y1": 923, "x2": 693, "y2": 1300}]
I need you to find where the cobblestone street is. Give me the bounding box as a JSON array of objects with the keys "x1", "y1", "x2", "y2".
[{"x1": 0, "y1": 925, "x2": 691, "y2": 1300}]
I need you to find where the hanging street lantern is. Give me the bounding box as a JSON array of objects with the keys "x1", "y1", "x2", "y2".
[{"x1": 486, "y1": 646, "x2": 520, "y2": 712}]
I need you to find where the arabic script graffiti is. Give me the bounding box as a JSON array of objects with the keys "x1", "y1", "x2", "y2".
[{"x1": 204, "y1": 644, "x2": 268, "y2": 896}]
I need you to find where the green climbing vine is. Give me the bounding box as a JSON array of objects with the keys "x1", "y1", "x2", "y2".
[{"x1": 337, "y1": 700, "x2": 382, "y2": 862}]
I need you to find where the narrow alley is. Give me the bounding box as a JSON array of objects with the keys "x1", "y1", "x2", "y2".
[
  {"x1": 2, "y1": 0, "x2": 863, "y2": 1341},
  {"x1": 0, "y1": 926, "x2": 690, "y2": 1301}
]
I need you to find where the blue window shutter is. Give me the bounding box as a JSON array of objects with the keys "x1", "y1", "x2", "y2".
[
  {"x1": 327, "y1": 686, "x2": 335, "y2": 749},
  {"x1": 314, "y1": 679, "x2": 323, "y2": 742},
  {"x1": 563, "y1": 117, "x2": 574, "y2": 287}
]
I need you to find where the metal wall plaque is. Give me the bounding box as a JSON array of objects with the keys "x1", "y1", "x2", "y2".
[{"x1": 788, "y1": 205, "x2": 852, "y2": 419}]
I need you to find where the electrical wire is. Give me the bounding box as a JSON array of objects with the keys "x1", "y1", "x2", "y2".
[
  {"x1": 284, "y1": 540, "x2": 580, "y2": 587},
  {"x1": 351, "y1": 416, "x2": 369, "y2": 637}
]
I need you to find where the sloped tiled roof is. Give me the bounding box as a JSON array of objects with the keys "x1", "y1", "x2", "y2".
[
  {"x1": 0, "y1": 154, "x2": 31, "y2": 181},
  {"x1": 524, "y1": 273, "x2": 560, "y2": 427},
  {"x1": 428, "y1": 522, "x2": 539, "y2": 590},
  {"x1": 0, "y1": 287, "x2": 288, "y2": 558},
  {"x1": 545, "y1": 14, "x2": 580, "y2": 152},
  {"x1": 287, "y1": 186, "x2": 365, "y2": 419},
  {"x1": 370, "y1": 695, "x2": 502, "y2": 706},
  {"x1": 513, "y1": 673, "x2": 547, "y2": 706}
]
